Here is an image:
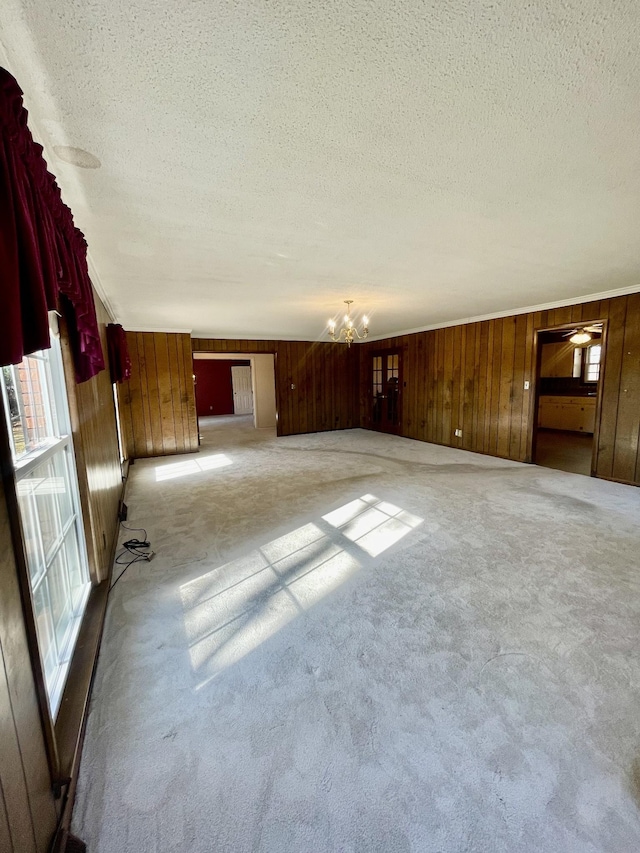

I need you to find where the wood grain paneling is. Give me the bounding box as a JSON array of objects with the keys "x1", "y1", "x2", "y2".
[
  {"x1": 192, "y1": 338, "x2": 359, "y2": 437},
  {"x1": 64, "y1": 297, "x2": 123, "y2": 583},
  {"x1": 360, "y1": 293, "x2": 640, "y2": 486},
  {"x1": 0, "y1": 482, "x2": 58, "y2": 853},
  {"x1": 118, "y1": 332, "x2": 199, "y2": 458}
]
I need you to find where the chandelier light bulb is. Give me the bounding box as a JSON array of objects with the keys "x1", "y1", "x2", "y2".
[{"x1": 327, "y1": 299, "x2": 370, "y2": 347}]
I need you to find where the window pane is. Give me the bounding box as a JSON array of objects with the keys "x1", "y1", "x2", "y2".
[
  {"x1": 588, "y1": 345, "x2": 601, "y2": 365},
  {"x1": 387, "y1": 353, "x2": 399, "y2": 380},
  {"x1": 16, "y1": 479, "x2": 45, "y2": 583},
  {"x1": 585, "y1": 344, "x2": 601, "y2": 382},
  {"x1": 26, "y1": 460, "x2": 60, "y2": 562},
  {"x1": 64, "y1": 529, "x2": 86, "y2": 613},
  {"x1": 53, "y1": 450, "x2": 74, "y2": 529},
  {"x1": 48, "y1": 549, "x2": 73, "y2": 655},
  {"x1": 2, "y1": 365, "x2": 27, "y2": 456},
  {"x1": 18, "y1": 357, "x2": 53, "y2": 456},
  {"x1": 586, "y1": 365, "x2": 600, "y2": 382},
  {"x1": 33, "y1": 580, "x2": 57, "y2": 690}
]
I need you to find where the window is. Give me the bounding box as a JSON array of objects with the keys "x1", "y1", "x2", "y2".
[
  {"x1": 113, "y1": 383, "x2": 125, "y2": 463},
  {"x1": 571, "y1": 343, "x2": 601, "y2": 384},
  {"x1": 1, "y1": 333, "x2": 91, "y2": 719},
  {"x1": 584, "y1": 344, "x2": 601, "y2": 383}
]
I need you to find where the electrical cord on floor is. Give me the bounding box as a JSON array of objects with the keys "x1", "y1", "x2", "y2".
[{"x1": 110, "y1": 524, "x2": 155, "y2": 591}]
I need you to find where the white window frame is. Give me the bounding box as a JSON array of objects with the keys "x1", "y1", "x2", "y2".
[
  {"x1": 584, "y1": 344, "x2": 601, "y2": 383},
  {"x1": 1, "y1": 332, "x2": 91, "y2": 719}
]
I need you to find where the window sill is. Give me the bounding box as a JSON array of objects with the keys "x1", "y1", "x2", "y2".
[{"x1": 53, "y1": 577, "x2": 110, "y2": 783}]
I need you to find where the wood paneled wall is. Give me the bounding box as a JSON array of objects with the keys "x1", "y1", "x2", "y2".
[
  {"x1": 191, "y1": 338, "x2": 360, "y2": 436},
  {"x1": 360, "y1": 293, "x2": 640, "y2": 485},
  {"x1": 118, "y1": 332, "x2": 198, "y2": 458},
  {"x1": 64, "y1": 298, "x2": 124, "y2": 583},
  {"x1": 0, "y1": 484, "x2": 58, "y2": 853}
]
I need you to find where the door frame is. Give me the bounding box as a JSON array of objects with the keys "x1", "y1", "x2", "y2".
[
  {"x1": 529, "y1": 318, "x2": 608, "y2": 476},
  {"x1": 369, "y1": 347, "x2": 403, "y2": 435}
]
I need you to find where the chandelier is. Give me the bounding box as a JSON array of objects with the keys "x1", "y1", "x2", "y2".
[{"x1": 328, "y1": 300, "x2": 369, "y2": 347}]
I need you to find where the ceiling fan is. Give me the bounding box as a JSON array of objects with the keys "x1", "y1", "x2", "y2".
[{"x1": 563, "y1": 323, "x2": 603, "y2": 344}]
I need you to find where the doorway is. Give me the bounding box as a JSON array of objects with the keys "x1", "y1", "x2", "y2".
[
  {"x1": 533, "y1": 321, "x2": 605, "y2": 476},
  {"x1": 193, "y1": 358, "x2": 251, "y2": 417},
  {"x1": 193, "y1": 352, "x2": 277, "y2": 432},
  {"x1": 371, "y1": 350, "x2": 402, "y2": 434}
]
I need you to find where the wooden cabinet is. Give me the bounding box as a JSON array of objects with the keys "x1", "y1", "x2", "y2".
[{"x1": 538, "y1": 396, "x2": 596, "y2": 433}]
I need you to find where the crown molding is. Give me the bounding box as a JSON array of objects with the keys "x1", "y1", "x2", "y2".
[
  {"x1": 86, "y1": 254, "x2": 118, "y2": 323},
  {"x1": 363, "y1": 284, "x2": 640, "y2": 343}
]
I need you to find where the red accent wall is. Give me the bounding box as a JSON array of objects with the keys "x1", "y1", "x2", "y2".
[{"x1": 193, "y1": 360, "x2": 249, "y2": 417}]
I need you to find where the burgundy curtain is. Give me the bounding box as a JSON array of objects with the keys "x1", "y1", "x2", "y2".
[
  {"x1": 0, "y1": 67, "x2": 104, "y2": 382},
  {"x1": 106, "y1": 323, "x2": 131, "y2": 383}
]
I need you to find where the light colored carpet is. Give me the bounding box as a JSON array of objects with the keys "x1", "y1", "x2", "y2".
[{"x1": 73, "y1": 416, "x2": 640, "y2": 852}]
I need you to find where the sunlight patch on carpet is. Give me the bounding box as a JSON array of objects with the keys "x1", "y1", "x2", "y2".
[
  {"x1": 155, "y1": 453, "x2": 232, "y2": 481},
  {"x1": 180, "y1": 497, "x2": 422, "y2": 686},
  {"x1": 180, "y1": 524, "x2": 360, "y2": 686},
  {"x1": 324, "y1": 494, "x2": 422, "y2": 557}
]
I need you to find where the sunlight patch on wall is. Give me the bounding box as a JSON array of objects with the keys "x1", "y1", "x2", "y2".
[{"x1": 155, "y1": 453, "x2": 232, "y2": 482}]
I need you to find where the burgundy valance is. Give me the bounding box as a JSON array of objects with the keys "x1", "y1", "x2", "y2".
[
  {"x1": 0, "y1": 67, "x2": 104, "y2": 382},
  {"x1": 106, "y1": 323, "x2": 131, "y2": 384}
]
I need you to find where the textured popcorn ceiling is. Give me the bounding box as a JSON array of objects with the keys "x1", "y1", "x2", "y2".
[{"x1": 1, "y1": 1, "x2": 640, "y2": 339}]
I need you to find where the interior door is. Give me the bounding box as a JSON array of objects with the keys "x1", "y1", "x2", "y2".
[
  {"x1": 371, "y1": 350, "x2": 402, "y2": 434},
  {"x1": 231, "y1": 365, "x2": 253, "y2": 414}
]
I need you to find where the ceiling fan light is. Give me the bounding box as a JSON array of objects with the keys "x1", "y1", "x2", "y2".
[{"x1": 570, "y1": 330, "x2": 591, "y2": 345}]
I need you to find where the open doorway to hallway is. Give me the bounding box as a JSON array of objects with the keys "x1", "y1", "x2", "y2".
[
  {"x1": 193, "y1": 358, "x2": 252, "y2": 418},
  {"x1": 533, "y1": 321, "x2": 605, "y2": 476},
  {"x1": 192, "y1": 352, "x2": 277, "y2": 438}
]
